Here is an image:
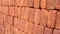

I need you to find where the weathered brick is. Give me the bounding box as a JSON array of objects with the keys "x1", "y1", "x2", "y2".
[
  {"x1": 1, "y1": 6, "x2": 8, "y2": 15},
  {"x1": 37, "y1": 26, "x2": 44, "y2": 34},
  {"x1": 44, "y1": 27, "x2": 53, "y2": 34},
  {"x1": 23, "y1": 7, "x2": 30, "y2": 21},
  {"x1": 0, "y1": 6, "x2": 1, "y2": 13},
  {"x1": 8, "y1": 6, "x2": 14, "y2": 16},
  {"x1": 55, "y1": 11, "x2": 60, "y2": 29},
  {"x1": 47, "y1": 10, "x2": 57, "y2": 28},
  {"x1": 14, "y1": 7, "x2": 21, "y2": 18},
  {"x1": 41, "y1": 0, "x2": 47, "y2": 9},
  {"x1": 29, "y1": 8, "x2": 35, "y2": 23},
  {"x1": 34, "y1": 0, "x2": 40, "y2": 8},
  {"x1": 47, "y1": 0, "x2": 55, "y2": 9},
  {"x1": 0, "y1": 0, "x2": 1, "y2": 5},
  {"x1": 2, "y1": 0, "x2": 9, "y2": 6},
  {"x1": 55, "y1": 0, "x2": 60, "y2": 9},
  {"x1": 15, "y1": 0, "x2": 21, "y2": 6},
  {"x1": 0, "y1": 14, "x2": 4, "y2": 27},
  {"x1": 20, "y1": 0, "x2": 24, "y2": 6},
  {"x1": 20, "y1": 7, "x2": 25, "y2": 19},
  {"x1": 24, "y1": 22, "x2": 33, "y2": 34},
  {"x1": 32, "y1": 24, "x2": 38, "y2": 34},
  {"x1": 14, "y1": 18, "x2": 27, "y2": 31},
  {"x1": 34, "y1": 9, "x2": 40, "y2": 25},
  {"x1": 53, "y1": 29, "x2": 60, "y2": 34},
  {"x1": 5, "y1": 23, "x2": 14, "y2": 34},
  {"x1": 8, "y1": 0, "x2": 14, "y2": 6},
  {"x1": 40, "y1": 9, "x2": 48, "y2": 27},
  {"x1": 24, "y1": 0, "x2": 33, "y2": 7},
  {"x1": 7, "y1": 16, "x2": 13, "y2": 25}
]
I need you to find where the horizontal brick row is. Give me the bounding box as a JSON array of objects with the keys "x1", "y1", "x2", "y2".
[{"x1": 0, "y1": 0, "x2": 60, "y2": 9}]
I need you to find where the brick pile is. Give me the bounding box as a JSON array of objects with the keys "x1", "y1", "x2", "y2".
[{"x1": 0, "y1": 0, "x2": 60, "y2": 34}]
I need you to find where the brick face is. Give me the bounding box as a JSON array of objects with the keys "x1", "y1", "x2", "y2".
[
  {"x1": 55, "y1": 11, "x2": 60, "y2": 29},
  {"x1": 1, "y1": 0, "x2": 60, "y2": 34},
  {"x1": 47, "y1": 10, "x2": 57, "y2": 28},
  {"x1": 40, "y1": 9, "x2": 48, "y2": 27}
]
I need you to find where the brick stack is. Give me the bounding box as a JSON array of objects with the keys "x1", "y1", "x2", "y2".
[{"x1": 0, "y1": 0, "x2": 60, "y2": 34}]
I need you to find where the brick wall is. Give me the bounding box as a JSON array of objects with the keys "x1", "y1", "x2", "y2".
[{"x1": 0, "y1": 0, "x2": 60, "y2": 34}]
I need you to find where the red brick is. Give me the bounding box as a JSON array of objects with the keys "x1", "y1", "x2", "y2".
[
  {"x1": 0, "y1": 0, "x2": 1, "y2": 5},
  {"x1": 55, "y1": 11, "x2": 60, "y2": 29},
  {"x1": 8, "y1": 0, "x2": 14, "y2": 6},
  {"x1": 34, "y1": 9, "x2": 40, "y2": 25},
  {"x1": 0, "y1": 6, "x2": 1, "y2": 13},
  {"x1": 24, "y1": 22, "x2": 33, "y2": 34},
  {"x1": 40, "y1": 9, "x2": 48, "y2": 27},
  {"x1": 24, "y1": 0, "x2": 33, "y2": 7},
  {"x1": 14, "y1": 18, "x2": 27, "y2": 31},
  {"x1": 32, "y1": 24, "x2": 38, "y2": 34},
  {"x1": 1, "y1": 6, "x2": 8, "y2": 15},
  {"x1": 47, "y1": 10, "x2": 57, "y2": 28},
  {"x1": 37, "y1": 26, "x2": 44, "y2": 34},
  {"x1": 8, "y1": 6, "x2": 14, "y2": 16},
  {"x1": 53, "y1": 29, "x2": 60, "y2": 34},
  {"x1": 20, "y1": 0, "x2": 24, "y2": 6},
  {"x1": 14, "y1": 7, "x2": 21, "y2": 18},
  {"x1": 44, "y1": 27, "x2": 53, "y2": 34},
  {"x1": 29, "y1": 8, "x2": 35, "y2": 23},
  {"x1": 47, "y1": 0, "x2": 55, "y2": 9},
  {"x1": 23, "y1": 7, "x2": 30, "y2": 21},
  {"x1": 20, "y1": 7, "x2": 25, "y2": 19},
  {"x1": 0, "y1": 27, "x2": 5, "y2": 34},
  {"x1": 2, "y1": 0, "x2": 9, "y2": 6},
  {"x1": 55, "y1": 0, "x2": 60, "y2": 9},
  {"x1": 5, "y1": 23, "x2": 14, "y2": 34},
  {"x1": 0, "y1": 14, "x2": 4, "y2": 27},
  {"x1": 15, "y1": 0, "x2": 21, "y2": 6},
  {"x1": 41, "y1": 0, "x2": 47, "y2": 9},
  {"x1": 7, "y1": 16, "x2": 13, "y2": 25},
  {"x1": 34, "y1": 0, "x2": 40, "y2": 8}
]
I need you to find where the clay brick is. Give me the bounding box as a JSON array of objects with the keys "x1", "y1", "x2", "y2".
[
  {"x1": 0, "y1": 6, "x2": 1, "y2": 13},
  {"x1": 47, "y1": 10, "x2": 57, "y2": 28},
  {"x1": 8, "y1": 6, "x2": 14, "y2": 16},
  {"x1": 24, "y1": 22, "x2": 33, "y2": 34},
  {"x1": 15, "y1": 0, "x2": 21, "y2": 6},
  {"x1": 14, "y1": 7, "x2": 21, "y2": 18},
  {"x1": 0, "y1": 27, "x2": 5, "y2": 34},
  {"x1": 0, "y1": 0, "x2": 1, "y2": 5},
  {"x1": 34, "y1": 9, "x2": 40, "y2": 25},
  {"x1": 7, "y1": 16, "x2": 13, "y2": 25},
  {"x1": 32, "y1": 24, "x2": 38, "y2": 34},
  {"x1": 1, "y1": 6, "x2": 8, "y2": 15},
  {"x1": 37, "y1": 26, "x2": 44, "y2": 34},
  {"x1": 24, "y1": 0, "x2": 33, "y2": 7},
  {"x1": 8, "y1": 0, "x2": 14, "y2": 6},
  {"x1": 34, "y1": 0, "x2": 40, "y2": 8},
  {"x1": 29, "y1": 8, "x2": 35, "y2": 23},
  {"x1": 44, "y1": 27, "x2": 53, "y2": 34},
  {"x1": 23, "y1": 7, "x2": 30, "y2": 21},
  {"x1": 55, "y1": 0, "x2": 60, "y2": 9},
  {"x1": 20, "y1": 0, "x2": 24, "y2": 6},
  {"x1": 0, "y1": 14, "x2": 4, "y2": 27},
  {"x1": 40, "y1": 9, "x2": 48, "y2": 27},
  {"x1": 55, "y1": 11, "x2": 60, "y2": 29},
  {"x1": 5, "y1": 23, "x2": 14, "y2": 34},
  {"x1": 2, "y1": 0, "x2": 9, "y2": 6},
  {"x1": 41, "y1": 0, "x2": 47, "y2": 9},
  {"x1": 47, "y1": 0, "x2": 55, "y2": 9},
  {"x1": 53, "y1": 29, "x2": 60, "y2": 34},
  {"x1": 14, "y1": 18, "x2": 27, "y2": 31},
  {"x1": 20, "y1": 7, "x2": 25, "y2": 19}
]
